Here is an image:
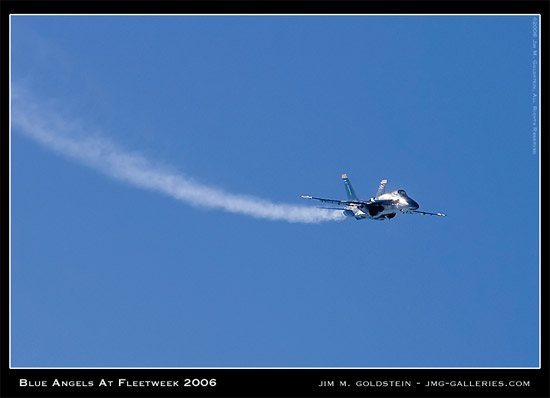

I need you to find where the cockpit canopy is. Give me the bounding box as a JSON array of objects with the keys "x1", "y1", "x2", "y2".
[{"x1": 397, "y1": 190, "x2": 407, "y2": 196}]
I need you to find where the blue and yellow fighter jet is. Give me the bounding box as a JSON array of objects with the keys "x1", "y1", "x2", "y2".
[{"x1": 302, "y1": 174, "x2": 446, "y2": 220}]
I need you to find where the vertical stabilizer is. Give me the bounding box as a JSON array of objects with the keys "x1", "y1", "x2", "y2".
[
  {"x1": 375, "y1": 179, "x2": 388, "y2": 198},
  {"x1": 341, "y1": 174, "x2": 359, "y2": 201}
]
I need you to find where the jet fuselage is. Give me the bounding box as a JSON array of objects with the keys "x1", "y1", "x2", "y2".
[{"x1": 344, "y1": 190, "x2": 419, "y2": 220}]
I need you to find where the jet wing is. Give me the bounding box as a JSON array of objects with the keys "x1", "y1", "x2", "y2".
[
  {"x1": 301, "y1": 195, "x2": 363, "y2": 206},
  {"x1": 410, "y1": 210, "x2": 447, "y2": 217}
]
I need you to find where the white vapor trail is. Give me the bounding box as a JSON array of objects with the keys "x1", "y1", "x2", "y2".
[{"x1": 11, "y1": 89, "x2": 345, "y2": 223}]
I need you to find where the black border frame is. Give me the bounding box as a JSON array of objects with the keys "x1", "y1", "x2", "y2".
[{"x1": 3, "y1": 2, "x2": 548, "y2": 397}]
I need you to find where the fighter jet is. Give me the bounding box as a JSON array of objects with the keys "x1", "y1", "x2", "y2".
[{"x1": 301, "y1": 174, "x2": 446, "y2": 220}]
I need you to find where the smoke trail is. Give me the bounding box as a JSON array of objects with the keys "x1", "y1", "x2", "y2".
[{"x1": 11, "y1": 88, "x2": 345, "y2": 223}]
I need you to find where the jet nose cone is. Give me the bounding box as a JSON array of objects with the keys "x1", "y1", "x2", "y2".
[{"x1": 409, "y1": 199, "x2": 419, "y2": 210}]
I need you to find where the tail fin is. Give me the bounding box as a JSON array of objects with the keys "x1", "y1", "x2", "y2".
[
  {"x1": 375, "y1": 179, "x2": 387, "y2": 198},
  {"x1": 341, "y1": 174, "x2": 359, "y2": 201}
]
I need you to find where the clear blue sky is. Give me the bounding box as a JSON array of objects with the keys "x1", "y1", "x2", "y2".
[{"x1": 11, "y1": 15, "x2": 539, "y2": 367}]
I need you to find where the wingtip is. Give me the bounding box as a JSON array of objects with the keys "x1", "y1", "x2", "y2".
[{"x1": 301, "y1": 195, "x2": 312, "y2": 199}]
